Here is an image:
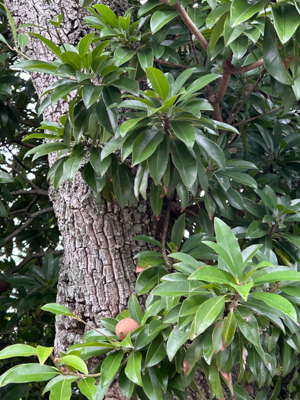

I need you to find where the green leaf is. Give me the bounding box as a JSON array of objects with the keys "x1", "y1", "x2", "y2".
[
  {"x1": 263, "y1": 18, "x2": 293, "y2": 86},
  {"x1": 114, "y1": 47, "x2": 136, "y2": 67},
  {"x1": 145, "y1": 336, "x2": 167, "y2": 367},
  {"x1": 120, "y1": 116, "x2": 147, "y2": 137},
  {"x1": 179, "y1": 74, "x2": 220, "y2": 102},
  {"x1": 230, "y1": 0, "x2": 267, "y2": 28},
  {"x1": 128, "y1": 295, "x2": 143, "y2": 325},
  {"x1": 151, "y1": 281, "x2": 191, "y2": 297},
  {"x1": 78, "y1": 32, "x2": 95, "y2": 58},
  {"x1": 36, "y1": 346, "x2": 53, "y2": 366},
  {"x1": 171, "y1": 213, "x2": 186, "y2": 249},
  {"x1": 171, "y1": 121, "x2": 195, "y2": 148},
  {"x1": 43, "y1": 375, "x2": 77, "y2": 395},
  {"x1": 112, "y1": 164, "x2": 134, "y2": 208},
  {"x1": 132, "y1": 129, "x2": 164, "y2": 166},
  {"x1": 142, "y1": 370, "x2": 163, "y2": 400},
  {"x1": 148, "y1": 135, "x2": 170, "y2": 185},
  {"x1": 210, "y1": 12, "x2": 227, "y2": 51},
  {"x1": 195, "y1": 135, "x2": 225, "y2": 170},
  {"x1": 49, "y1": 376, "x2": 74, "y2": 400},
  {"x1": 125, "y1": 351, "x2": 143, "y2": 386},
  {"x1": 100, "y1": 351, "x2": 124, "y2": 388},
  {"x1": 18, "y1": 33, "x2": 29, "y2": 49},
  {"x1": 111, "y1": 78, "x2": 139, "y2": 96},
  {"x1": 82, "y1": 85, "x2": 102, "y2": 108},
  {"x1": 208, "y1": 360, "x2": 224, "y2": 399},
  {"x1": 0, "y1": 364, "x2": 58, "y2": 386},
  {"x1": 30, "y1": 33, "x2": 62, "y2": 59},
  {"x1": 25, "y1": 142, "x2": 68, "y2": 162},
  {"x1": 221, "y1": 170, "x2": 257, "y2": 188},
  {"x1": 133, "y1": 235, "x2": 163, "y2": 247},
  {"x1": 171, "y1": 140, "x2": 197, "y2": 190},
  {"x1": 0, "y1": 344, "x2": 36, "y2": 360},
  {"x1": 272, "y1": 4, "x2": 300, "y2": 44},
  {"x1": 3, "y1": 5, "x2": 17, "y2": 44},
  {"x1": 188, "y1": 265, "x2": 235, "y2": 285},
  {"x1": 206, "y1": 3, "x2": 231, "y2": 28},
  {"x1": 167, "y1": 329, "x2": 189, "y2": 361},
  {"x1": 254, "y1": 270, "x2": 300, "y2": 285},
  {"x1": 145, "y1": 67, "x2": 169, "y2": 100},
  {"x1": 41, "y1": 303, "x2": 75, "y2": 317},
  {"x1": 222, "y1": 310, "x2": 236, "y2": 347},
  {"x1": 78, "y1": 377, "x2": 97, "y2": 400},
  {"x1": 234, "y1": 385, "x2": 250, "y2": 400},
  {"x1": 0, "y1": 200, "x2": 8, "y2": 218},
  {"x1": 101, "y1": 136, "x2": 126, "y2": 160},
  {"x1": 94, "y1": 4, "x2": 119, "y2": 28},
  {"x1": 215, "y1": 217, "x2": 243, "y2": 278},
  {"x1": 59, "y1": 355, "x2": 88, "y2": 374},
  {"x1": 0, "y1": 171, "x2": 16, "y2": 184},
  {"x1": 138, "y1": 47, "x2": 154, "y2": 71},
  {"x1": 150, "y1": 183, "x2": 164, "y2": 217},
  {"x1": 191, "y1": 296, "x2": 225, "y2": 339},
  {"x1": 150, "y1": 10, "x2": 178, "y2": 34},
  {"x1": 250, "y1": 293, "x2": 298, "y2": 323},
  {"x1": 246, "y1": 221, "x2": 268, "y2": 239}
]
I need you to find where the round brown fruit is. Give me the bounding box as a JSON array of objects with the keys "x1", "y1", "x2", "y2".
[{"x1": 115, "y1": 318, "x2": 140, "y2": 340}]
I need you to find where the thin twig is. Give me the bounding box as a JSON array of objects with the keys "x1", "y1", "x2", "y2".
[
  {"x1": 227, "y1": 68, "x2": 266, "y2": 125},
  {"x1": 9, "y1": 189, "x2": 48, "y2": 196},
  {"x1": 1, "y1": 207, "x2": 54, "y2": 247},
  {"x1": 161, "y1": 201, "x2": 171, "y2": 264},
  {"x1": 154, "y1": 58, "x2": 188, "y2": 70},
  {"x1": 189, "y1": 31, "x2": 200, "y2": 64},
  {"x1": 231, "y1": 59, "x2": 264, "y2": 74},
  {"x1": 6, "y1": 250, "x2": 64, "y2": 275},
  {"x1": 232, "y1": 107, "x2": 281, "y2": 127}
]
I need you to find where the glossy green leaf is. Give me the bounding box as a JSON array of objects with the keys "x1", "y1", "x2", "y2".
[
  {"x1": 78, "y1": 377, "x2": 97, "y2": 400},
  {"x1": 250, "y1": 292, "x2": 298, "y2": 323},
  {"x1": 0, "y1": 171, "x2": 16, "y2": 183},
  {"x1": 171, "y1": 120, "x2": 195, "y2": 148},
  {"x1": 171, "y1": 213, "x2": 185, "y2": 249},
  {"x1": 150, "y1": 183, "x2": 164, "y2": 217},
  {"x1": 132, "y1": 129, "x2": 164, "y2": 166},
  {"x1": 189, "y1": 265, "x2": 235, "y2": 285},
  {"x1": 148, "y1": 135, "x2": 170, "y2": 185},
  {"x1": 254, "y1": 270, "x2": 300, "y2": 285},
  {"x1": 30, "y1": 33, "x2": 62, "y2": 59},
  {"x1": 195, "y1": 134, "x2": 225, "y2": 170},
  {"x1": 191, "y1": 296, "x2": 225, "y2": 339},
  {"x1": 0, "y1": 364, "x2": 58, "y2": 386},
  {"x1": 151, "y1": 280, "x2": 191, "y2": 296},
  {"x1": 264, "y1": 18, "x2": 293, "y2": 86},
  {"x1": 150, "y1": 10, "x2": 178, "y2": 34},
  {"x1": 36, "y1": 346, "x2": 53, "y2": 366},
  {"x1": 171, "y1": 139, "x2": 197, "y2": 190},
  {"x1": 59, "y1": 355, "x2": 88, "y2": 374},
  {"x1": 125, "y1": 351, "x2": 143, "y2": 386},
  {"x1": 0, "y1": 344, "x2": 36, "y2": 360},
  {"x1": 167, "y1": 329, "x2": 189, "y2": 361},
  {"x1": 114, "y1": 47, "x2": 136, "y2": 67},
  {"x1": 145, "y1": 67, "x2": 170, "y2": 100},
  {"x1": 222, "y1": 309, "x2": 236, "y2": 347},
  {"x1": 25, "y1": 142, "x2": 68, "y2": 162},
  {"x1": 100, "y1": 351, "x2": 124, "y2": 388},
  {"x1": 246, "y1": 221, "x2": 268, "y2": 239},
  {"x1": 41, "y1": 303, "x2": 75, "y2": 317},
  {"x1": 128, "y1": 295, "x2": 143, "y2": 325},
  {"x1": 272, "y1": 4, "x2": 300, "y2": 44},
  {"x1": 230, "y1": 0, "x2": 267, "y2": 28},
  {"x1": 49, "y1": 377, "x2": 74, "y2": 400},
  {"x1": 93, "y1": 4, "x2": 119, "y2": 28},
  {"x1": 145, "y1": 335, "x2": 167, "y2": 367}
]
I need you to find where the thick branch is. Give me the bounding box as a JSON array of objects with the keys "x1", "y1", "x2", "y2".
[
  {"x1": 231, "y1": 59, "x2": 264, "y2": 74},
  {"x1": 6, "y1": 250, "x2": 64, "y2": 275},
  {"x1": 158, "y1": 0, "x2": 208, "y2": 51},
  {"x1": 1, "y1": 207, "x2": 54, "y2": 247}
]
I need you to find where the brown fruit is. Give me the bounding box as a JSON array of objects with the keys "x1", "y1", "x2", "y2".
[{"x1": 115, "y1": 318, "x2": 140, "y2": 340}]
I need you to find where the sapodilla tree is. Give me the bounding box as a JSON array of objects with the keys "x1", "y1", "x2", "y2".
[{"x1": 2, "y1": 0, "x2": 300, "y2": 399}]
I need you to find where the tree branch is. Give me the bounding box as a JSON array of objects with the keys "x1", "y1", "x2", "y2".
[
  {"x1": 1, "y1": 207, "x2": 54, "y2": 247},
  {"x1": 232, "y1": 107, "x2": 281, "y2": 127},
  {"x1": 227, "y1": 68, "x2": 266, "y2": 125},
  {"x1": 189, "y1": 31, "x2": 200, "y2": 64},
  {"x1": 231, "y1": 59, "x2": 264, "y2": 74},
  {"x1": 6, "y1": 250, "x2": 64, "y2": 275},
  {"x1": 158, "y1": 0, "x2": 208, "y2": 51},
  {"x1": 154, "y1": 58, "x2": 188, "y2": 70},
  {"x1": 9, "y1": 189, "x2": 48, "y2": 197}
]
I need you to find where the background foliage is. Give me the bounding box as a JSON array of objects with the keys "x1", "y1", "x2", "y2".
[{"x1": 1, "y1": 0, "x2": 300, "y2": 398}]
